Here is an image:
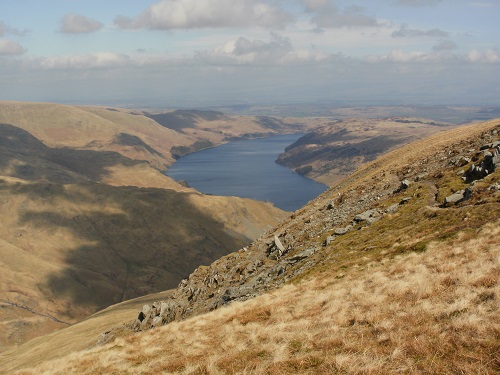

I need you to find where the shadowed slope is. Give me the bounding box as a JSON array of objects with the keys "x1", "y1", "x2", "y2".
[{"x1": 0, "y1": 121, "x2": 286, "y2": 352}]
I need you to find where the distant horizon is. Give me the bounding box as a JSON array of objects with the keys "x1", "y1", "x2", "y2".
[{"x1": 1, "y1": 1, "x2": 499, "y2": 107}]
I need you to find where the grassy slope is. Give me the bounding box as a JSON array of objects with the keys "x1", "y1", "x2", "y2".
[
  {"x1": 4, "y1": 119, "x2": 499, "y2": 374},
  {"x1": 0, "y1": 104, "x2": 289, "y2": 353}
]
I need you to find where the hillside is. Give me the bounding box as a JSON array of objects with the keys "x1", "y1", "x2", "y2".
[
  {"x1": 276, "y1": 117, "x2": 453, "y2": 186},
  {"x1": 3, "y1": 119, "x2": 498, "y2": 374},
  {"x1": 0, "y1": 105, "x2": 288, "y2": 352}
]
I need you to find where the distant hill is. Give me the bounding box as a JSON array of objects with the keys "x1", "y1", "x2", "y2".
[
  {"x1": 277, "y1": 118, "x2": 454, "y2": 185},
  {"x1": 3, "y1": 118, "x2": 497, "y2": 374}
]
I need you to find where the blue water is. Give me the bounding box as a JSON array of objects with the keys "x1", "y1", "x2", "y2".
[{"x1": 165, "y1": 134, "x2": 327, "y2": 212}]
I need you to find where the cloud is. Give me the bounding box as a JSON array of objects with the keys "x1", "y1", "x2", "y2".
[
  {"x1": 365, "y1": 49, "x2": 434, "y2": 63},
  {"x1": 467, "y1": 49, "x2": 500, "y2": 63},
  {"x1": 194, "y1": 33, "x2": 328, "y2": 65},
  {"x1": 432, "y1": 40, "x2": 457, "y2": 51},
  {"x1": 41, "y1": 52, "x2": 130, "y2": 69},
  {"x1": 301, "y1": 1, "x2": 379, "y2": 29},
  {"x1": 0, "y1": 39, "x2": 25, "y2": 55},
  {"x1": 395, "y1": 0, "x2": 443, "y2": 6},
  {"x1": 0, "y1": 21, "x2": 28, "y2": 37},
  {"x1": 392, "y1": 25, "x2": 449, "y2": 38},
  {"x1": 114, "y1": 0, "x2": 292, "y2": 30},
  {"x1": 60, "y1": 14, "x2": 103, "y2": 34}
]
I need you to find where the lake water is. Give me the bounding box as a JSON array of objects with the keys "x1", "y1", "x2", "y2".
[{"x1": 165, "y1": 134, "x2": 327, "y2": 212}]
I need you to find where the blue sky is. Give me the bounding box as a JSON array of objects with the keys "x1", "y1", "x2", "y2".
[{"x1": 1, "y1": 0, "x2": 499, "y2": 107}]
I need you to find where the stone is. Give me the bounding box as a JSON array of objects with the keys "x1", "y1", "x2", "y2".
[
  {"x1": 288, "y1": 248, "x2": 316, "y2": 262},
  {"x1": 274, "y1": 235, "x2": 285, "y2": 252},
  {"x1": 399, "y1": 197, "x2": 412, "y2": 205},
  {"x1": 334, "y1": 226, "x2": 351, "y2": 235},
  {"x1": 455, "y1": 156, "x2": 471, "y2": 167},
  {"x1": 366, "y1": 217, "x2": 380, "y2": 225},
  {"x1": 444, "y1": 191, "x2": 465, "y2": 206},
  {"x1": 464, "y1": 164, "x2": 488, "y2": 183},
  {"x1": 152, "y1": 316, "x2": 163, "y2": 327},
  {"x1": 400, "y1": 180, "x2": 411, "y2": 190},
  {"x1": 354, "y1": 209, "x2": 381, "y2": 223},
  {"x1": 324, "y1": 236, "x2": 335, "y2": 246},
  {"x1": 385, "y1": 203, "x2": 399, "y2": 214},
  {"x1": 443, "y1": 188, "x2": 472, "y2": 206}
]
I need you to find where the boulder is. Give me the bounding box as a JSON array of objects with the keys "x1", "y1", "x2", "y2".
[
  {"x1": 324, "y1": 236, "x2": 335, "y2": 246},
  {"x1": 385, "y1": 203, "x2": 399, "y2": 214},
  {"x1": 443, "y1": 188, "x2": 472, "y2": 207},
  {"x1": 464, "y1": 164, "x2": 488, "y2": 183},
  {"x1": 334, "y1": 226, "x2": 351, "y2": 235},
  {"x1": 444, "y1": 191, "x2": 465, "y2": 206},
  {"x1": 400, "y1": 180, "x2": 411, "y2": 190},
  {"x1": 354, "y1": 209, "x2": 380, "y2": 223},
  {"x1": 455, "y1": 156, "x2": 471, "y2": 167}
]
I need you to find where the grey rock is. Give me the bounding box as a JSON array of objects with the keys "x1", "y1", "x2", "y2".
[
  {"x1": 366, "y1": 217, "x2": 380, "y2": 225},
  {"x1": 334, "y1": 226, "x2": 351, "y2": 235},
  {"x1": 455, "y1": 156, "x2": 471, "y2": 167},
  {"x1": 443, "y1": 188, "x2": 472, "y2": 206},
  {"x1": 400, "y1": 197, "x2": 412, "y2": 205},
  {"x1": 385, "y1": 203, "x2": 399, "y2": 214},
  {"x1": 288, "y1": 248, "x2": 316, "y2": 262},
  {"x1": 464, "y1": 164, "x2": 489, "y2": 183},
  {"x1": 324, "y1": 236, "x2": 335, "y2": 246},
  {"x1": 354, "y1": 209, "x2": 380, "y2": 222},
  {"x1": 274, "y1": 235, "x2": 286, "y2": 254},
  {"x1": 444, "y1": 191, "x2": 465, "y2": 206}
]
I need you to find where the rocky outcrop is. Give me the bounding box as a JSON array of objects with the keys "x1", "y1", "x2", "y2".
[
  {"x1": 462, "y1": 142, "x2": 500, "y2": 183},
  {"x1": 117, "y1": 122, "x2": 500, "y2": 339}
]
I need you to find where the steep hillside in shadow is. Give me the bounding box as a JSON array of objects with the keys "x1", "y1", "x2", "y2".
[
  {"x1": 4, "y1": 119, "x2": 497, "y2": 374},
  {"x1": 0, "y1": 122, "x2": 286, "y2": 352}
]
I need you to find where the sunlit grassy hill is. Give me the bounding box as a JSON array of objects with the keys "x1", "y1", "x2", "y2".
[{"x1": 3, "y1": 119, "x2": 498, "y2": 374}]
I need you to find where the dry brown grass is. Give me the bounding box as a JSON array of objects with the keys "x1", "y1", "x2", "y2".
[{"x1": 14, "y1": 218, "x2": 499, "y2": 374}]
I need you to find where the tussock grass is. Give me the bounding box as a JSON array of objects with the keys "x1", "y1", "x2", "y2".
[{"x1": 16, "y1": 219, "x2": 500, "y2": 374}]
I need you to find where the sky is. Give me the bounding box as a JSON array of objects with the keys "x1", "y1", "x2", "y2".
[{"x1": 1, "y1": 0, "x2": 499, "y2": 108}]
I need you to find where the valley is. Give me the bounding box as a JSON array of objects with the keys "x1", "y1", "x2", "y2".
[{"x1": 0, "y1": 102, "x2": 498, "y2": 374}]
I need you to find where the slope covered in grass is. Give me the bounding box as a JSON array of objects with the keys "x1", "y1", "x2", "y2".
[{"x1": 3, "y1": 119, "x2": 498, "y2": 374}]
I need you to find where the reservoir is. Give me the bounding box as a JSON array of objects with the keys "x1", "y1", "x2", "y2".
[{"x1": 166, "y1": 134, "x2": 327, "y2": 212}]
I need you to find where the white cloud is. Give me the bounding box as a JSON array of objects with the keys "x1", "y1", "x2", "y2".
[
  {"x1": 0, "y1": 39, "x2": 25, "y2": 55},
  {"x1": 392, "y1": 25, "x2": 449, "y2": 38},
  {"x1": 467, "y1": 49, "x2": 500, "y2": 63},
  {"x1": 365, "y1": 49, "x2": 433, "y2": 63},
  {"x1": 114, "y1": 0, "x2": 292, "y2": 30},
  {"x1": 60, "y1": 14, "x2": 103, "y2": 34},
  {"x1": 300, "y1": 1, "x2": 379, "y2": 30},
  {"x1": 194, "y1": 33, "x2": 328, "y2": 65},
  {"x1": 41, "y1": 52, "x2": 130, "y2": 69}
]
